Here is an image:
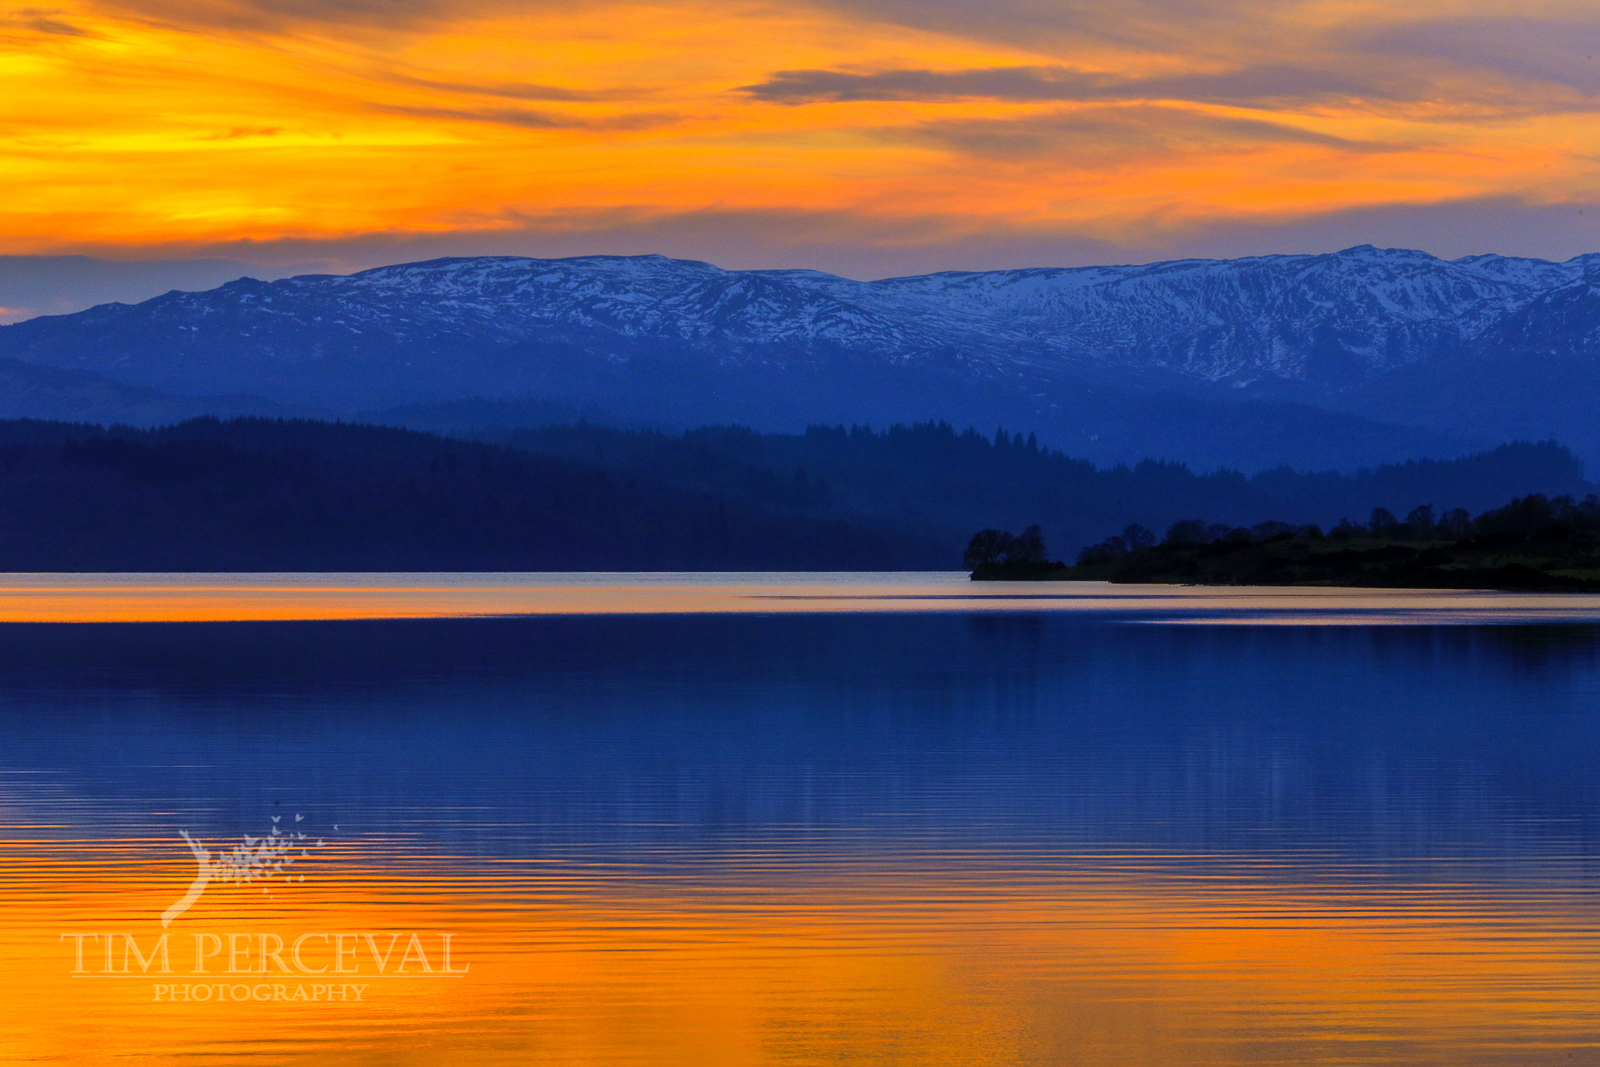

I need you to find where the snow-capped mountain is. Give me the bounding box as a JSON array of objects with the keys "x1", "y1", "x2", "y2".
[
  {"x1": 1, "y1": 245, "x2": 1597, "y2": 470},
  {"x1": 868, "y1": 247, "x2": 1599, "y2": 383}
]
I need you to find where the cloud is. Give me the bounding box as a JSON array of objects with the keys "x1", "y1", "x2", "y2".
[
  {"x1": 743, "y1": 66, "x2": 1112, "y2": 104},
  {"x1": 86, "y1": 0, "x2": 462, "y2": 33},
  {"x1": 73, "y1": 0, "x2": 1600, "y2": 127},
  {"x1": 741, "y1": 64, "x2": 1399, "y2": 109},
  {"x1": 79, "y1": 0, "x2": 1280, "y2": 46},
  {"x1": 894, "y1": 105, "x2": 1389, "y2": 161},
  {"x1": 12, "y1": 209, "x2": 1135, "y2": 281},
  {"x1": 1, "y1": 8, "x2": 93, "y2": 35},
  {"x1": 23, "y1": 15, "x2": 89, "y2": 34},
  {"x1": 80, "y1": 0, "x2": 619, "y2": 36},
  {"x1": 48, "y1": 194, "x2": 1596, "y2": 287},
  {"x1": 1130, "y1": 65, "x2": 1408, "y2": 109},
  {"x1": 1163, "y1": 196, "x2": 1600, "y2": 265},
  {"x1": 22, "y1": 0, "x2": 1600, "y2": 276},
  {"x1": 367, "y1": 103, "x2": 681, "y2": 131},
  {"x1": 739, "y1": 58, "x2": 1600, "y2": 122},
  {"x1": 746, "y1": 3, "x2": 1600, "y2": 123},
  {"x1": 1357, "y1": 18, "x2": 1600, "y2": 96},
  {"x1": 385, "y1": 74, "x2": 635, "y2": 103},
  {"x1": 198, "y1": 125, "x2": 282, "y2": 140},
  {"x1": 810, "y1": 0, "x2": 1311, "y2": 56}
]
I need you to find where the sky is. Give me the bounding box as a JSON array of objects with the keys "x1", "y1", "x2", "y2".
[{"x1": 3, "y1": 0, "x2": 1600, "y2": 299}]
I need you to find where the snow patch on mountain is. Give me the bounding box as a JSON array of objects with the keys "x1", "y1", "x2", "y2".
[{"x1": 7, "y1": 243, "x2": 1600, "y2": 393}]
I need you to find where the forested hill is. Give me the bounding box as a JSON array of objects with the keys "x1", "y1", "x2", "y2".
[
  {"x1": 0, "y1": 418, "x2": 938, "y2": 570},
  {"x1": 494, "y1": 421, "x2": 1592, "y2": 561},
  {"x1": 0, "y1": 416, "x2": 1585, "y2": 571}
]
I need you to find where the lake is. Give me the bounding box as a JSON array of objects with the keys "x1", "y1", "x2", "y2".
[{"x1": 6, "y1": 574, "x2": 1600, "y2": 1065}]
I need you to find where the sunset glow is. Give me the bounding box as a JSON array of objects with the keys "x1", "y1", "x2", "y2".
[{"x1": 4, "y1": 0, "x2": 1599, "y2": 270}]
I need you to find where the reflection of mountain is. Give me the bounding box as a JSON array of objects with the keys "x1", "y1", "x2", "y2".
[
  {"x1": 4, "y1": 613, "x2": 1600, "y2": 865},
  {"x1": 3, "y1": 247, "x2": 1599, "y2": 469}
]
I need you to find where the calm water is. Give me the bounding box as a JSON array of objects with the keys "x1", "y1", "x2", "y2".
[{"x1": 6, "y1": 575, "x2": 1600, "y2": 1065}]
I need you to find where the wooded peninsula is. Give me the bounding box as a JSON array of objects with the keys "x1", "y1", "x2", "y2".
[{"x1": 967, "y1": 496, "x2": 1600, "y2": 591}]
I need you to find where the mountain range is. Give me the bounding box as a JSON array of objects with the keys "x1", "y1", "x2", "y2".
[{"x1": 2, "y1": 245, "x2": 1597, "y2": 471}]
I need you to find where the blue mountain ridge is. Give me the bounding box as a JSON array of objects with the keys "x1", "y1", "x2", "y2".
[{"x1": 1, "y1": 245, "x2": 1596, "y2": 471}]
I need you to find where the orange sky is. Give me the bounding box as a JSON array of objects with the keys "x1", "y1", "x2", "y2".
[{"x1": 3, "y1": 0, "x2": 1599, "y2": 273}]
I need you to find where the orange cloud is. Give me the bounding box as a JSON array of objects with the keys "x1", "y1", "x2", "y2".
[{"x1": 0, "y1": 0, "x2": 1596, "y2": 266}]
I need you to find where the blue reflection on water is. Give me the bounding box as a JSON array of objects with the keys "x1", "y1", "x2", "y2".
[{"x1": 1, "y1": 613, "x2": 1598, "y2": 874}]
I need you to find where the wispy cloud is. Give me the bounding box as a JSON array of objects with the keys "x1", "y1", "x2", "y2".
[
  {"x1": 741, "y1": 63, "x2": 1407, "y2": 109},
  {"x1": 896, "y1": 106, "x2": 1395, "y2": 160},
  {"x1": 85, "y1": 0, "x2": 468, "y2": 33},
  {"x1": 743, "y1": 66, "x2": 1110, "y2": 104},
  {"x1": 2, "y1": 7, "x2": 93, "y2": 35},
  {"x1": 57, "y1": 195, "x2": 1600, "y2": 280},
  {"x1": 1354, "y1": 17, "x2": 1600, "y2": 95},
  {"x1": 197, "y1": 125, "x2": 282, "y2": 140},
  {"x1": 368, "y1": 102, "x2": 680, "y2": 131},
  {"x1": 808, "y1": 0, "x2": 1318, "y2": 55},
  {"x1": 385, "y1": 73, "x2": 636, "y2": 103}
]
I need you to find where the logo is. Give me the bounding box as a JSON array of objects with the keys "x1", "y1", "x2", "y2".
[
  {"x1": 163, "y1": 816, "x2": 325, "y2": 926},
  {"x1": 61, "y1": 812, "x2": 469, "y2": 1004}
]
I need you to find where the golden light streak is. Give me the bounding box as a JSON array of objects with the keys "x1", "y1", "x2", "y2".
[{"x1": 0, "y1": 575, "x2": 1594, "y2": 623}]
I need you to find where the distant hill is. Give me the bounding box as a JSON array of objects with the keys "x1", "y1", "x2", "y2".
[
  {"x1": 491, "y1": 421, "x2": 1594, "y2": 562},
  {"x1": 0, "y1": 416, "x2": 1583, "y2": 571},
  {"x1": 5, "y1": 247, "x2": 1600, "y2": 470},
  {"x1": 0, "y1": 357, "x2": 309, "y2": 425}
]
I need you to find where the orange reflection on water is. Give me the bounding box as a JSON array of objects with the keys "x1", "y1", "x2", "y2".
[
  {"x1": 5, "y1": 838, "x2": 1600, "y2": 1065},
  {"x1": 2, "y1": 573, "x2": 1600, "y2": 625}
]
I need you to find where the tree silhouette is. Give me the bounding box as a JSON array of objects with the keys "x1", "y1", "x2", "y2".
[
  {"x1": 963, "y1": 529, "x2": 1015, "y2": 568},
  {"x1": 1123, "y1": 524, "x2": 1156, "y2": 549},
  {"x1": 1405, "y1": 504, "x2": 1436, "y2": 538},
  {"x1": 1011, "y1": 524, "x2": 1048, "y2": 562}
]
